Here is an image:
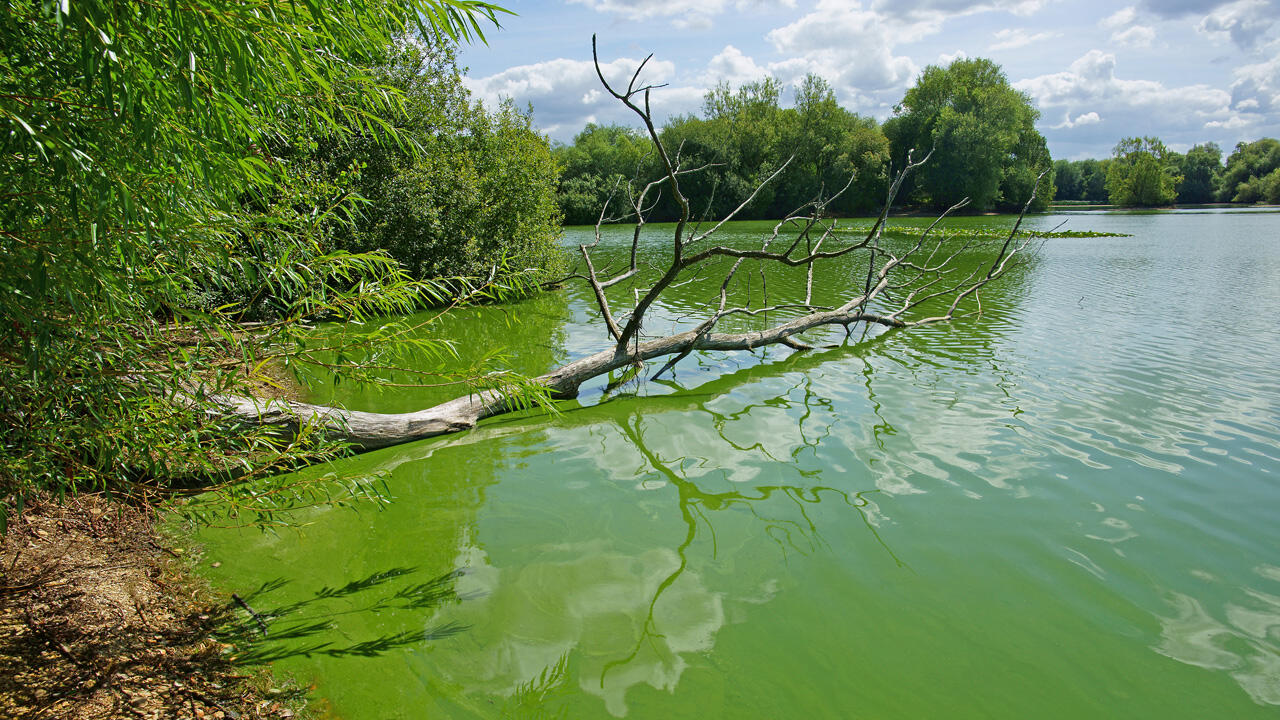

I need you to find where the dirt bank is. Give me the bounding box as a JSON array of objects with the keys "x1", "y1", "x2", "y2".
[{"x1": 0, "y1": 494, "x2": 312, "y2": 720}]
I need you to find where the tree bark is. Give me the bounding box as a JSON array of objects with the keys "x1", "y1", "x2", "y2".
[{"x1": 216, "y1": 308, "x2": 909, "y2": 450}]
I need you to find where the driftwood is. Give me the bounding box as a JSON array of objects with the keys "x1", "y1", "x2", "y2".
[{"x1": 216, "y1": 37, "x2": 1045, "y2": 452}]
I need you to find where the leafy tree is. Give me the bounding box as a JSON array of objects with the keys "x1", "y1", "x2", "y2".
[
  {"x1": 556, "y1": 74, "x2": 891, "y2": 223},
  {"x1": 554, "y1": 124, "x2": 653, "y2": 225},
  {"x1": 773, "y1": 74, "x2": 890, "y2": 216},
  {"x1": 0, "y1": 0, "x2": 520, "y2": 514},
  {"x1": 640, "y1": 82, "x2": 785, "y2": 222},
  {"x1": 1000, "y1": 129, "x2": 1055, "y2": 212},
  {"x1": 313, "y1": 39, "x2": 564, "y2": 279},
  {"x1": 702, "y1": 78, "x2": 785, "y2": 169},
  {"x1": 1231, "y1": 167, "x2": 1280, "y2": 204},
  {"x1": 1176, "y1": 143, "x2": 1222, "y2": 204},
  {"x1": 559, "y1": 124, "x2": 652, "y2": 181},
  {"x1": 1263, "y1": 169, "x2": 1280, "y2": 204},
  {"x1": 1217, "y1": 138, "x2": 1280, "y2": 203},
  {"x1": 1106, "y1": 137, "x2": 1181, "y2": 206},
  {"x1": 653, "y1": 113, "x2": 752, "y2": 219},
  {"x1": 884, "y1": 57, "x2": 1053, "y2": 211},
  {"x1": 696, "y1": 78, "x2": 787, "y2": 217},
  {"x1": 1077, "y1": 159, "x2": 1111, "y2": 203},
  {"x1": 1054, "y1": 159, "x2": 1082, "y2": 200}
]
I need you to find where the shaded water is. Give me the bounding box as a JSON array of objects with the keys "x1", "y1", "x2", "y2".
[{"x1": 191, "y1": 209, "x2": 1280, "y2": 718}]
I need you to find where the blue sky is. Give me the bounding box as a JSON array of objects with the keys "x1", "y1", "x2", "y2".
[{"x1": 458, "y1": 0, "x2": 1280, "y2": 160}]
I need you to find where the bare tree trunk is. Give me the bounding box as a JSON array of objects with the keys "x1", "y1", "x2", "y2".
[{"x1": 216, "y1": 37, "x2": 1049, "y2": 452}]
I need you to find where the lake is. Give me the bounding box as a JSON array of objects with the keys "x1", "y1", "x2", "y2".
[{"x1": 189, "y1": 208, "x2": 1280, "y2": 718}]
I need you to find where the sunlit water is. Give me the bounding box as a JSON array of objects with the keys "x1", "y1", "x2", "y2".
[{"x1": 189, "y1": 209, "x2": 1280, "y2": 718}]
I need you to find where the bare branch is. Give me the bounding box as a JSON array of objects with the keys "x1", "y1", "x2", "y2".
[
  {"x1": 579, "y1": 245, "x2": 623, "y2": 341},
  {"x1": 685, "y1": 157, "x2": 794, "y2": 247},
  {"x1": 216, "y1": 43, "x2": 1041, "y2": 454}
]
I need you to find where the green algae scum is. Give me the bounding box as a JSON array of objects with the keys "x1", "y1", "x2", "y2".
[{"x1": 188, "y1": 209, "x2": 1280, "y2": 718}]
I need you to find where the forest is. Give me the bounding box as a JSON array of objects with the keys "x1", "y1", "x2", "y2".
[
  {"x1": 1053, "y1": 136, "x2": 1280, "y2": 206},
  {"x1": 554, "y1": 65, "x2": 1279, "y2": 219},
  {"x1": 556, "y1": 57, "x2": 1056, "y2": 224}
]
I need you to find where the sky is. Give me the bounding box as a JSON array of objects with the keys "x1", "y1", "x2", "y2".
[{"x1": 456, "y1": 0, "x2": 1280, "y2": 160}]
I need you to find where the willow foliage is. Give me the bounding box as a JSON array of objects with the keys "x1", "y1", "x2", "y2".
[
  {"x1": 885, "y1": 57, "x2": 1054, "y2": 212},
  {"x1": 0, "y1": 0, "x2": 523, "y2": 522},
  {"x1": 314, "y1": 39, "x2": 565, "y2": 280},
  {"x1": 1105, "y1": 137, "x2": 1182, "y2": 207}
]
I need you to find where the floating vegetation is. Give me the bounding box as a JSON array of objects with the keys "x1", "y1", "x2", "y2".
[
  {"x1": 837, "y1": 225, "x2": 1131, "y2": 239},
  {"x1": 1027, "y1": 229, "x2": 1132, "y2": 238}
]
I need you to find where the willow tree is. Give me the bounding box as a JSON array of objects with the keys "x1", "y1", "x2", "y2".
[
  {"x1": 221, "y1": 38, "x2": 1045, "y2": 451},
  {"x1": 1106, "y1": 137, "x2": 1181, "y2": 207},
  {"x1": 0, "y1": 0, "x2": 515, "y2": 520},
  {"x1": 885, "y1": 57, "x2": 1053, "y2": 212},
  {"x1": 1217, "y1": 138, "x2": 1280, "y2": 203},
  {"x1": 309, "y1": 38, "x2": 565, "y2": 280},
  {"x1": 776, "y1": 74, "x2": 891, "y2": 217},
  {"x1": 1177, "y1": 143, "x2": 1223, "y2": 204}
]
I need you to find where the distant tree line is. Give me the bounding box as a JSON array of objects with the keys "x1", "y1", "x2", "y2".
[
  {"x1": 1054, "y1": 137, "x2": 1280, "y2": 207},
  {"x1": 555, "y1": 58, "x2": 1055, "y2": 225}
]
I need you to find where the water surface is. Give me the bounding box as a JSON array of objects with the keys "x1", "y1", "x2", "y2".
[{"x1": 191, "y1": 209, "x2": 1280, "y2": 718}]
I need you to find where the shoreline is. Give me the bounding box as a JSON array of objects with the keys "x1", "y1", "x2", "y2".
[{"x1": 0, "y1": 494, "x2": 316, "y2": 720}]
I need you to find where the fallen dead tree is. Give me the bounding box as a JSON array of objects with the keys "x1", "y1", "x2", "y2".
[{"x1": 217, "y1": 37, "x2": 1047, "y2": 452}]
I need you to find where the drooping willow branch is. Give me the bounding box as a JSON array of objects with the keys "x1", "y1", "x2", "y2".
[{"x1": 216, "y1": 38, "x2": 1045, "y2": 451}]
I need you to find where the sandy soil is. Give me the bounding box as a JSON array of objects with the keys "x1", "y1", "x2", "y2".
[{"x1": 0, "y1": 495, "x2": 311, "y2": 720}]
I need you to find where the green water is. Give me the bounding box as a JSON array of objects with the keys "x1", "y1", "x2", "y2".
[{"x1": 190, "y1": 210, "x2": 1280, "y2": 718}]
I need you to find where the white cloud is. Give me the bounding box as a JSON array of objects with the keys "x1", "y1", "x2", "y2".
[
  {"x1": 1112, "y1": 25, "x2": 1157, "y2": 46},
  {"x1": 1073, "y1": 111, "x2": 1102, "y2": 125},
  {"x1": 1138, "y1": 0, "x2": 1264, "y2": 17},
  {"x1": 755, "y1": 0, "x2": 1068, "y2": 112},
  {"x1": 1101, "y1": 6, "x2": 1139, "y2": 29},
  {"x1": 1098, "y1": 4, "x2": 1156, "y2": 47},
  {"x1": 1017, "y1": 50, "x2": 1229, "y2": 114},
  {"x1": 871, "y1": 0, "x2": 1049, "y2": 21},
  {"x1": 1205, "y1": 115, "x2": 1251, "y2": 129},
  {"x1": 764, "y1": 0, "x2": 918, "y2": 109},
  {"x1": 1228, "y1": 54, "x2": 1280, "y2": 113},
  {"x1": 567, "y1": 0, "x2": 798, "y2": 29},
  {"x1": 1016, "y1": 50, "x2": 1236, "y2": 147},
  {"x1": 465, "y1": 55, "x2": 702, "y2": 138},
  {"x1": 989, "y1": 28, "x2": 1058, "y2": 51},
  {"x1": 1196, "y1": 0, "x2": 1280, "y2": 49},
  {"x1": 703, "y1": 45, "x2": 770, "y2": 87},
  {"x1": 1051, "y1": 110, "x2": 1102, "y2": 128}
]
